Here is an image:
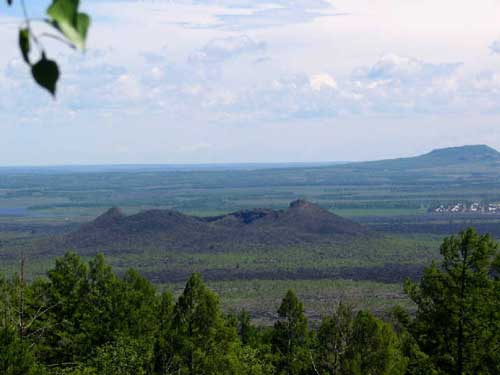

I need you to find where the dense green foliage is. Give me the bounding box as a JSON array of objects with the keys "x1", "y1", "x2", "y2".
[
  {"x1": 403, "y1": 228, "x2": 500, "y2": 375},
  {"x1": 0, "y1": 228, "x2": 498, "y2": 374}
]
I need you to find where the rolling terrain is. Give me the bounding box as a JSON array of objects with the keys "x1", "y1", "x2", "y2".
[
  {"x1": 1, "y1": 144, "x2": 499, "y2": 221},
  {"x1": 62, "y1": 199, "x2": 373, "y2": 252},
  {"x1": 1, "y1": 144, "x2": 499, "y2": 321},
  {"x1": 22, "y1": 199, "x2": 435, "y2": 292}
]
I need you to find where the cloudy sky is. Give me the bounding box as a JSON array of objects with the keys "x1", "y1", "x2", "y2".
[{"x1": 1, "y1": 0, "x2": 500, "y2": 165}]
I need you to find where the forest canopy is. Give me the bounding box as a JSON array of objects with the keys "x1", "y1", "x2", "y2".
[{"x1": 0, "y1": 228, "x2": 499, "y2": 375}]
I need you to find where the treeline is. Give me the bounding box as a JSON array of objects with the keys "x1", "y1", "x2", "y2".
[{"x1": 1, "y1": 228, "x2": 499, "y2": 375}]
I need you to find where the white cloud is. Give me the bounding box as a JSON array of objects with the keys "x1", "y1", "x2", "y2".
[
  {"x1": 190, "y1": 35, "x2": 266, "y2": 63},
  {"x1": 310, "y1": 73, "x2": 338, "y2": 91},
  {"x1": 490, "y1": 40, "x2": 500, "y2": 54},
  {"x1": 2, "y1": 48, "x2": 495, "y2": 126},
  {"x1": 149, "y1": 67, "x2": 165, "y2": 81},
  {"x1": 174, "y1": 0, "x2": 335, "y2": 30},
  {"x1": 472, "y1": 71, "x2": 500, "y2": 91},
  {"x1": 190, "y1": 54, "x2": 468, "y2": 121},
  {"x1": 115, "y1": 74, "x2": 142, "y2": 99},
  {"x1": 353, "y1": 54, "x2": 461, "y2": 83},
  {"x1": 2, "y1": 0, "x2": 500, "y2": 164}
]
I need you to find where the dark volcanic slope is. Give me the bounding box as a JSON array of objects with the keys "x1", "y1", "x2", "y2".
[{"x1": 63, "y1": 200, "x2": 373, "y2": 253}]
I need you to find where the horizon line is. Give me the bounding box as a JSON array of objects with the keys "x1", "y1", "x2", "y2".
[{"x1": 0, "y1": 143, "x2": 495, "y2": 170}]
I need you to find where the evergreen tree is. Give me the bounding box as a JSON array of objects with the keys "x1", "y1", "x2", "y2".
[
  {"x1": 170, "y1": 273, "x2": 241, "y2": 374},
  {"x1": 488, "y1": 251, "x2": 500, "y2": 373},
  {"x1": 0, "y1": 268, "x2": 52, "y2": 374},
  {"x1": 405, "y1": 228, "x2": 500, "y2": 375},
  {"x1": 391, "y1": 306, "x2": 438, "y2": 375},
  {"x1": 117, "y1": 269, "x2": 159, "y2": 339},
  {"x1": 153, "y1": 291, "x2": 175, "y2": 375},
  {"x1": 43, "y1": 252, "x2": 89, "y2": 364},
  {"x1": 82, "y1": 253, "x2": 121, "y2": 350},
  {"x1": 0, "y1": 325, "x2": 37, "y2": 375},
  {"x1": 344, "y1": 311, "x2": 407, "y2": 375},
  {"x1": 272, "y1": 289, "x2": 311, "y2": 375}
]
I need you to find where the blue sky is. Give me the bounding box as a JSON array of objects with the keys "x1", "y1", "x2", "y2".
[{"x1": 1, "y1": 0, "x2": 500, "y2": 165}]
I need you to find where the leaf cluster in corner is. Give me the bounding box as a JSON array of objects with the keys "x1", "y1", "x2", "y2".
[{"x1": 8, "y1": 0, "x2": 91, "y2": 96}]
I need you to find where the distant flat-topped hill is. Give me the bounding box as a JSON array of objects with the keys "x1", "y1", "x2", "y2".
[
  {"x1": 423, "y1": 145, "x2": 500, "y2": 163},
  {"x1": 344, "y1": 144, "x2": 500, "y2": 171},
  {"x1": 61, "y1": 200, "x2": 374, "y2": 253}
]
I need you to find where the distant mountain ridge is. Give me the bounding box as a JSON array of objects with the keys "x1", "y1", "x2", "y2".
[
  {"x1": 401, "y1": 145, "x2": 500, "y2": 165},
  {"x1": 62, "y1": 200, "x2": 373, "y2": 253},
  {"x1": 424, "y1": 145, "x2": 500, "y2": 161},
  {"x1": 345, "y1": 144, "x2": 500, "y2": 171}
]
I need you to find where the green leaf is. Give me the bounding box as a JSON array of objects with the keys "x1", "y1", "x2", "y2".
[
  {"x1": 31, "y1": 54, "x2": 60, "y2": 97},
  {"x1": 47, "y1": 0, "x2": 90, "y2": 49},
  {"x1": 19, "y1": 28, "x2": 30, "y2": 64},
  {"x1": 76, "y1": 12, "x2": 90, "y2": 43}
]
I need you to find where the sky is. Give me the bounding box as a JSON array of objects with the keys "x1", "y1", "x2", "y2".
[{"x1": 1, "y1": 0, "x2": 500, "y2": 165}]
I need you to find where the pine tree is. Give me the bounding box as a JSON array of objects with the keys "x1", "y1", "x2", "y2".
[
  {"x1": 43, "y1": 252, "x2": 89, "y2": 364},
  {"x1": 272, "y1": 289, "x2": 311, "y2": 375},
  {"x1": 405, "y1": 228, "x2": 499, "y2": 375},
  {"x1": 344, "y1": 311, "x2": 407, "y2": 375}
]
